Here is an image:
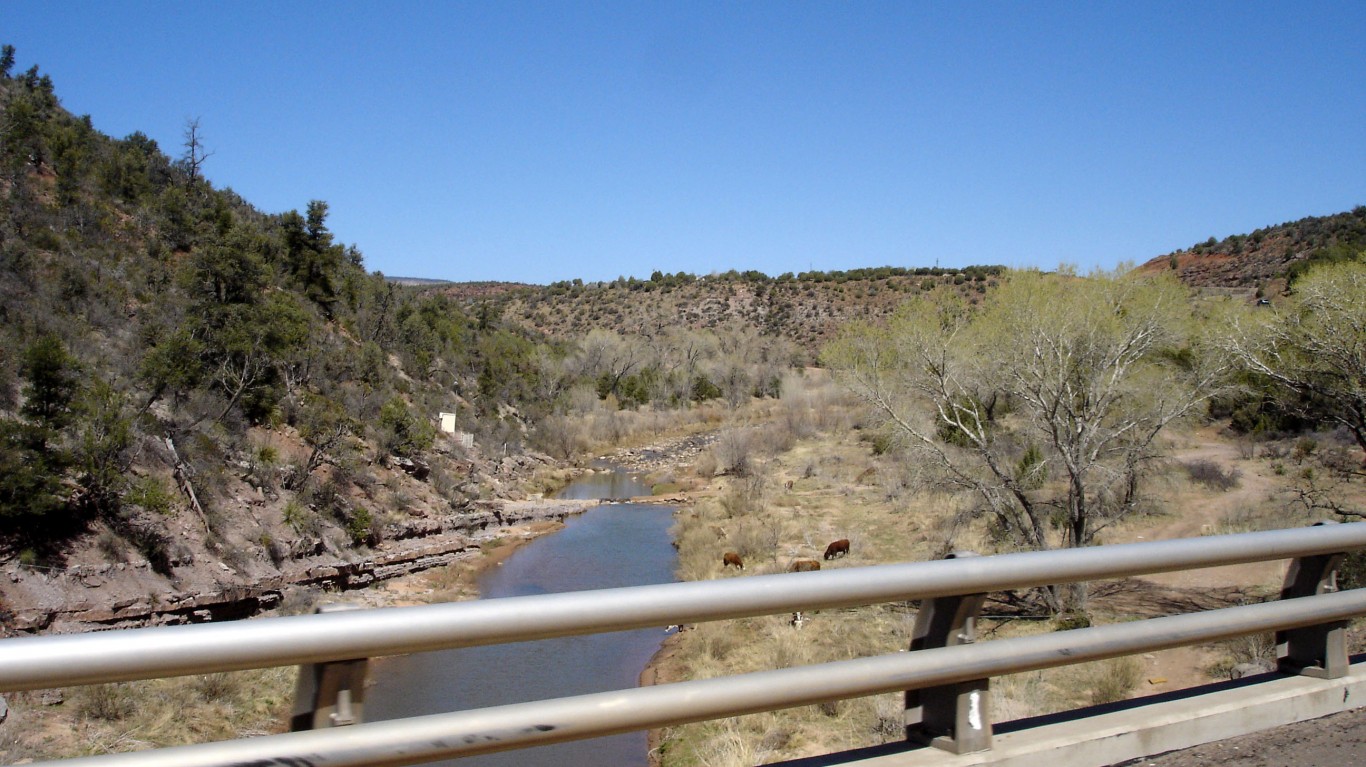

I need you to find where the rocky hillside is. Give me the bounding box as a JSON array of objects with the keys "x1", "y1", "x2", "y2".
[
  {"x1": 1137, "y1": 206, "x2": 1366, "y2": 295},
  {"x1": 441, "y1": 267, "x2": 1006, "y2": 359},
  {"x1": 442, "y1": 208, "x2": 1366, "y2": 354},
  {"x1": 0, "y1": 46, "x2": 596, "y2": 634},
  {"x1": 443, "y1": 208, "x2": 1365, "y2": 357}
]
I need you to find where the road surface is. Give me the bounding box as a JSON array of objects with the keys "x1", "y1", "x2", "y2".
[{"x1": 1125, "y1": 709, "x2": 1366, "y2": 767}]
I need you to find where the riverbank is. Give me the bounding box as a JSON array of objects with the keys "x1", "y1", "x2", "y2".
[{"x1": 0, "y1": 430, "x2": 714, "y2": 763}]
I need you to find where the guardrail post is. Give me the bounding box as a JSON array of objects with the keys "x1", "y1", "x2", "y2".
[
  {"x1": 1277, "y1": 522, "x2": 1348, "y2": 679},
  {"x1": 905, "y1": 552, "x2": 990, "y2": 754},
  {"x1": 291, "y1": 603, "x2": 370, "y2": 730}
]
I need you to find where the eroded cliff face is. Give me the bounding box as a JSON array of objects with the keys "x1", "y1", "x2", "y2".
[
  {"x1": 2, "y1": 497, "x2": 597, "y2": 633},
  {"x1": 0, "y1": 437, "x2": 594, "y2": 635}
]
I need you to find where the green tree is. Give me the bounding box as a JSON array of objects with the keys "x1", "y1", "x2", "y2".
[
  {"x1": 378, "y1": 396, "x2": 434, "y2": 457},
  {"x1": 74, "y1": 379, "x2": 133, "y2": 514},
  {"x1": 293, "y1": 394, "x2": 357, "y2": 487},
  {"x1": 0, "y1": 419, "x2": 69, "y2": 528},
  {"x1": 138, "y1": 327, "x2": 206, "y2": 409},
  {"x1": 281, "y1": 200, "x2": 345, "y2": 317},
  {"x1": 197, "y1": 292, "x2": 312, "y2": 424},
  {"x1": 21, "y1": 335, "x2": 80, "y2": 434},
  {"x1": 477, "y1": 329, "x2": 541, "y2": 408},
  {"x1": 185, "y1": 222, "x2": 271, "y2": 306}
]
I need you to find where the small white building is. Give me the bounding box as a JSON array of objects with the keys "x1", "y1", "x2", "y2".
[{"x1": 438, "y1": 411, "x2": 457, "y2": 434}]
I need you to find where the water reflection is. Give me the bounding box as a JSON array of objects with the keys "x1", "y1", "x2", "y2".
[{"x1": 366, "y1": 469, "x2": 677, "y2": 767}]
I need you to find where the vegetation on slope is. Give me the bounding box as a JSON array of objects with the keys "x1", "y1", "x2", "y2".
[
  {"x1": 451, "y1": 265, "x2": 1008, "y2": 358},
  {"x1": 1140, "y1": 206, "x2": 1366, "y2": 293},
  {"x1": 0, "y1": 46, "x2": 794, "y2": 597}
]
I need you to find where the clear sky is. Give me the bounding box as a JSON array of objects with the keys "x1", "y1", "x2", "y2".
[{"x1": 6, "y1": 2, "x2": 1365, "y2": 284}]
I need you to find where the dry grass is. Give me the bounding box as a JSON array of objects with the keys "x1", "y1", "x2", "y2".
[
  {"x1": 655, "y1": 379, "x2": 1336, "y2": 764},
  {"x1": 661, "y1": 394, "x2": 959, "y2": 763},
  {"x1": 0, "y1": 667, "x2": 294, "y2": 762}
]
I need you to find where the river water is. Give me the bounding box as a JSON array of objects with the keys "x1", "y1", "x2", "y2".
[{"x1": 366, "y1": 469, "x2": 678, "y2": 767}]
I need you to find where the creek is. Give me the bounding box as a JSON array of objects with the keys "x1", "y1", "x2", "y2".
[{"x1": 365, "y1": 468, "x2": 679, "y2": 767}]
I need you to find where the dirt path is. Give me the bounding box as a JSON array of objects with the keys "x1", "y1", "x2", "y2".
[{"x1": 1093, "y1": 427, "x2": 1294, "y2": 695}]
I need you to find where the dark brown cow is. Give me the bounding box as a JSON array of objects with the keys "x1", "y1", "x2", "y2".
[
  {"x1": 722, "y1": 551, "x2": 745, "y2": 570},
  {"x1": 788, "y1": 559, "x2": 821, "y2": 572},
  {"x1": 823, "y1": 539, "x2": 850, "y2": 560}
]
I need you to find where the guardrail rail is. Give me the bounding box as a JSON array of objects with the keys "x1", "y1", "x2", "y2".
[{"x1": 2, "y1": 522, "x2": 1364, "y2": 766}]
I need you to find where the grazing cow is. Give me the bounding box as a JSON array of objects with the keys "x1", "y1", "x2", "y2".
[
  {"x1": 789, "y1": 559, "x2": 821, "y2": 572},
  {"x1": 790, "y1": 611, "x2": 806, "y2": 629},
  {"x1": 823, "y1": 539, "x2": 851, "y2": 560},
  {"x1": 723, "y1": 551, "x2": 745, "y2": 570}
]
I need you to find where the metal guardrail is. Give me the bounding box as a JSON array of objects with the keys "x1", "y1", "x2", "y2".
[{"x1": 4, "y1": 523, "x2": 1365, "y2": 766}]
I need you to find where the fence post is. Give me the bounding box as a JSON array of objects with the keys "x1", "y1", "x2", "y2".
[
  {"x1": 290, "y1": 603, "x2": 370, "y2": 730},
  {"x1": 905, "y1": 552, "x2": 991, "y2": 754},
  {"x1": 1277, "y1": 522, "x2": 1348, "y2": 679}
]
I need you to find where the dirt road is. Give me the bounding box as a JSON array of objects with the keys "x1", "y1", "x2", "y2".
[{"x1": 1124, "y1": 709, "x2": 1366, "y2": 766}]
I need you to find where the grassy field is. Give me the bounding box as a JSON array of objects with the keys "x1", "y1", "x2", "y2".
[{"x1": 653, "y1": 376, "x2": 1366, "y2": 766}]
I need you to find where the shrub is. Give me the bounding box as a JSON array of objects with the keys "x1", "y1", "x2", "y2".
[
  {"x1": 1206, "y1": 632, "x2": 1276, "y2": 679},
  {"x1": 1339, "y1": 551, "x2": 1366, "y2": 591},
  {"x1": 713, "y1": 428, "x2": 755, "y2": 477},
  {"x1": 378, "y1": 396, "x2": 435, "y2": 457},
  {"x1": 1293, "y1": 437, "x2": 1318, "y2": 463},
  {"x1": 74, "y1": 683, "x2": 136, "y2": 721},
  {"x1": 282, "y1": 498, "x2": 318, "y2": 536},
  {"x1": 191, "y1": 672, "x2": 242, "y2": 703},
  {"x1": 1083, "y1": 657, "x2": 1143, "y2": 705},
  {"x1": 125, "y1": 475, "x2": 175, "y2": 515},
  {"x1": 1183, "y1": 460, "x2": 1242, "y2": 491},
  {"x1": 344, "y1": 505, "x2": 375, "y2": 547}
]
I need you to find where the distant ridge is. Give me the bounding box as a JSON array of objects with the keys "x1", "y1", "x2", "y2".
[
  {"x1": 440, "y1": 266, "x2": 1006, "y2": 358},
  {"x1": 384, "y1": 276, "x2": 454, "y2": 286},
  {"x1": 1136, "y1": 206, "x2": 1365, "y2": 294}
]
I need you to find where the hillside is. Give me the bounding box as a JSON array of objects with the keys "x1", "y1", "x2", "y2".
[
  {"x1": 443, "y1": 267, "x2": 1005, "y2": 358},
  {"x1": 0, "y1": 45, "x2": 844, "y2": 634},
  {"x1": 443, "y1": 207, "x2": 1365, "y2": 357},
  {"x1": 2, "y1": 37, "x2": 1361, "y2": 639},
  {"x1": 1137, "y1": 206, "x2": 1366, "y2": 294},
  {"x1": 0, "y1": 48, "x2": 584, "y2": 633}
]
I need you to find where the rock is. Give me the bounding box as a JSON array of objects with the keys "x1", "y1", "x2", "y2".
[
  {"x1": 393, "y1": 456, "x2": 431, "y2": 480},
  {"x1": 1230, "y1": 660, "x2": 1275, "y2": 679}
]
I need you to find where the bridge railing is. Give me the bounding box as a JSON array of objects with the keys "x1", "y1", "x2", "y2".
[{"x1": 3, "y1": 523, "x2": 1365, "y2": 766}]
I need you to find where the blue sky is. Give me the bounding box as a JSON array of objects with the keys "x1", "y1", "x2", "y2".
[{"x1": 7, "y1": 2, "x2": 1365, "y2": 284}]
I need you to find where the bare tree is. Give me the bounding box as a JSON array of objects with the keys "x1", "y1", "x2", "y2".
[
  {"x1": 181, "y1": 117, "x2": 214, "y2": 182},
  {"x1": 573, "y1": 329, "x2": 646, "y2": 401}
]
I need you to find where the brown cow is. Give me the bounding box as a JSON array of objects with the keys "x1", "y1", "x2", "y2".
[
  {"x1": 788, "y1": 559, "x2": 821, "y2": 572},
  {"x1": 823, "y1": 539, "x2": 850, "y2": 560},
  {"x1": 722, "y1": 551, "x2": 745, "y2": 570}
]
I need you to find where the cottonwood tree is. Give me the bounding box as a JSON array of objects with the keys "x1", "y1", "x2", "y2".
[
  {"x1": 653, "y1": 327, "x2": 719, "y2": 406},
  {"x1": 824, "y1": 269, "x2": 1225, "y2": 612},
  {"x1": 574, "y1": 329, "x2": 647, "y2": 402},
  {"x1": 1221, "y1": 260, "x2": 1366, "y2": 462}
]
